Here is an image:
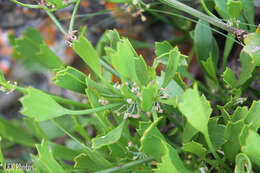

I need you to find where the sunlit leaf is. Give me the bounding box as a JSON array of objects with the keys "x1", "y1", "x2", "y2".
[
  {"x1": 241, "y1": 130, "x2": 260, "y2": 166},
  {"x1": 73, "y1": 36, "x2": 102, "y2": 77},
  {"x1": 179, "y1": 84, "x2": 211, "y2": 134},
  {"x1": 20, "y1": 88, "x2": 70, "y2": 121},
  {"x1": 235, "y1": 153, "x2": 252, "y2": 173}
]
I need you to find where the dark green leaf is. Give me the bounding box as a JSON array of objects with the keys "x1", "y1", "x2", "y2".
[
  {"x1": 0, "y1": 117, "x2": 36, "y2": 147},
  {"x1": 194, "y1": 20, "x2": 212, "y2": 62},
  {"x1": 223, "y1": 120, "x2": 244, "y2": 163},
  {"x1": 208, "y1": 118, "x2": 227, "y2": 149}
]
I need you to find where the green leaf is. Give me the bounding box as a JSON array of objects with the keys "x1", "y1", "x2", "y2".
[
  {"x1": 37, "y1": 43, "x2": 63, "y2": 70},
  {"x1": 155, "y1": 139, "x2": 193, "y2": 173},
  {"x1": 20, "y1": 88, "x2": 70, "y2": 121},
  {"x1": 0, "y1": 117, "x2": 36, "y2": 146},
  {"x1": 214, "y1": 0, "x2": 228, "y2": 19},
  {"x1": 162, "y1": 48, "x2": 181, "y2": 87},
  {"x1": 240, "y1": 0, "x2": 255, "y2": 31},
  {"x1": 34, "y1": 140, "x2": 66, "y2": 173},
  {"x1": 182, "y1": 122, "x2": 198, "y2": 143},
  {"x1": 53, "y1": 66, "x2": 87, "y2": 93},
  {"x1": 231, "y1": 106, "x2": 248, "y2": 122},
  {"x1": 222, "y1": 67, "x2": 236, "y2": 88},
  {"x1": 243, "y1": 30, "x2": 260, "y2": 66},
  {"x1": 208, "y1": 118, "x2": 227, "y2": 149},
  {"x1": 227, "y1": 0, "x2": 242, "y2": 18},
  {"x1": 223, "y1": 120, "x2": 244, "y2": 163},
  {"x1": 194, "y1": 20, "x2": 212, "y2": 62},
  {"x1": 141, "y1": 83, "x2": 158, "y2": 112},
  {"x1": 111, "y1": 38, "x2": 138, "y2": 83},
  {"x1": 241, "y1": 130, "x2": 260, "y2": 166},
  {"x1": 14, "y1": 27, "x2": 62, "y2": 70},
  {"x1": 135, "y1": 55, "x2": 150, "y2": 86},
  {"x1": 48, "y1": 142, "x2": 82, "y2": 161},
  {"x1": 179, "y1": 84, "x2": 212, "y2": 134},
  {"x1": 92, "y1": 119, "x2": 126, "y2": 149},
  {"x1": 140, "y1": 118, "x2": 166, "y2": 161},
  {"x1": 235, "y1": 153, "x2": 252, "y2": 173},
  {"x1": 237, "y1": 52, "x2": 256, "y2": 86},
  {"x1": 201, "y1": 57, "x2": 218, "y2": 83},
  {"x1": 244, "y1": 100, "x2": 260, "y2": 132},
  {"x1": 74, "y1": 152, "x2": 112, "y2": 172},
  {"x1": 183, "y1": 141, "x2": 207, "y2": 158},
  {"x1": 73, "y1": 36, "x2": 102, "y2": 77},
  {"x1": 155, "y1": 41, "x2": 173, "y2": 61}
]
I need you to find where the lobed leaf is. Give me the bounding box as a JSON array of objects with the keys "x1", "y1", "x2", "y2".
[
  {"x1": 241, "y1": 130, "x2": 260, "y2": 166},
  {"x1": 34, "y1": 140, "x2": 66, "y2": 173},
  {"x1": 20, "y1": 88, "x2": 70, "y2": 121},
  {"x1": 183, "y1": 141, "x2": 207, "y2": 159},
  {"x1": 53, "y1": 66, "x2": 87, "y2": 94},
  {"x1": 73, "y1": 36, "x2": 102, "y2": 77},
  {"x1": 178, "y1": 84, "x2": 212, "y2": 134},
  {"x1": 92, "y1": 119, "x2": 126, "y2": 150}
]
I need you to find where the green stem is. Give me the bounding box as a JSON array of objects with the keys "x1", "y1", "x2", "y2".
[
  {"x1": 152, "y1": 110, "x2": 158, "y2": 121},
  {"x1": 199, "y1": 0, "x2": 217, "y2": 18},
  {"x1": 222, "y1": 32, "x2": 235, "y2": 72},
  {"x1": 158, "y1": 0, "x2": 242, "y2": 34},
  {"x1": 100, "y1": 59, "x2": 120, "y2": 78},
  {"x1": 10, "y1": 0, "x2": 43, "y2": 9},
  {"x1": 45, "y1": 10, "x2": 67, "y2": 35},
  {"x1": 95, "y1": 157, "x2": 153, "y2": 173},
  {"x1": 8, "y1": 84, "x2": 89, "y2": 109},
  {"x1": 69, "y1": 0, "x2": 81, "y2": 33},
  {"x1": 67, "y1": 103, "x2": 122, "y2": 115}
]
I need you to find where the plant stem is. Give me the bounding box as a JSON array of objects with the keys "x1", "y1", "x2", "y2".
[
  {"x1": 68, "y1": 103, "x2": 122, "y2": 115},
  {"x1": 100, "y1": 59, "x2": 120, "y2": 78},
  {"x1": 45, "y1": 10, "x2": 67, "y2": 35},
  {"x1": 10, "y1": 0, "x2": 43, "y2": 9},
  {"x1": 95, "y1": 157, "x2": 153, "y2": 173},
  {"x1": 69, "y1": 0, "x2": 81, "y2": 33},
  {"x1": 199, "y1": 0, "x2": 217, "y2": 18},
  {"x1": 158, "y1": 0, "x2": 242, "y2": 34}
]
